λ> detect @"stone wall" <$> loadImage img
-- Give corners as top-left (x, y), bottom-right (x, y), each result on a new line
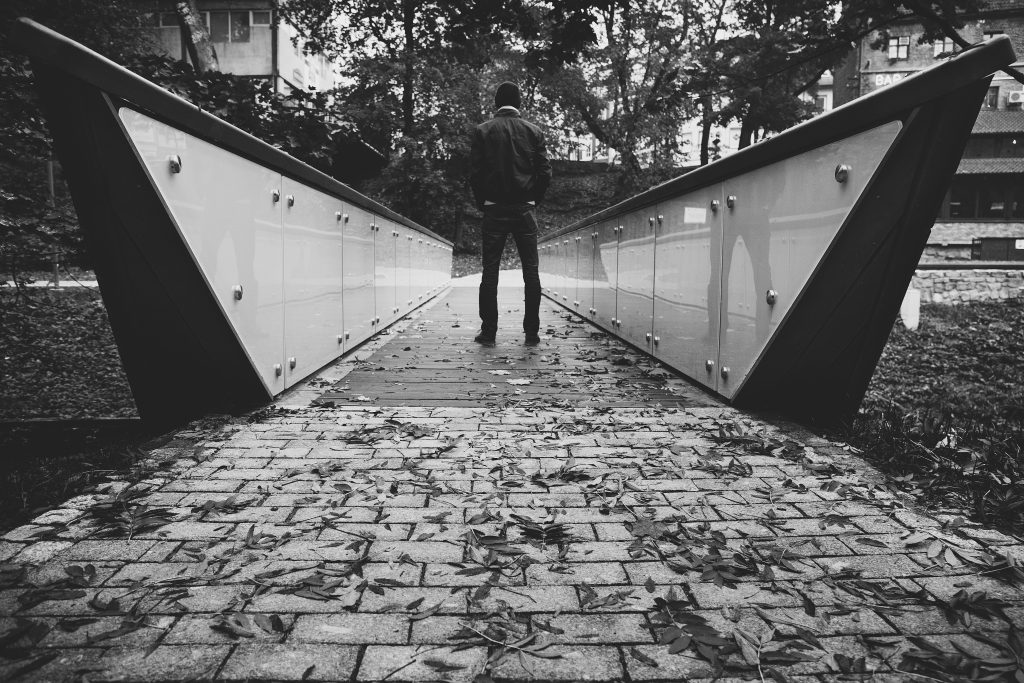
top-left (911, 268), bottom-right (1024, 303)
top-left (921, 245), bottom-right (973, 262)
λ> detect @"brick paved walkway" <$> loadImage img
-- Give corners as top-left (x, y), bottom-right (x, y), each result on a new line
top-left (2, 278), bottom-right (1023, 682)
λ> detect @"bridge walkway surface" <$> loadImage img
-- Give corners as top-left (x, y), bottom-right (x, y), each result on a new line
top-left (2, 276), bottom-right (1024, 682)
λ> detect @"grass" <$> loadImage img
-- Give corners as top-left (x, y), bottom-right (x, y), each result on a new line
top-left (842, 299), bottom-right (1024, 536)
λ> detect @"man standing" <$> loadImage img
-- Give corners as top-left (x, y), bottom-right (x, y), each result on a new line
top-left (469, 81), bottom-right (552, 347)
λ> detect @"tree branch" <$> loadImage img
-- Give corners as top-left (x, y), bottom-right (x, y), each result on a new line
top-left (902, 0), bottom-right (1024, 86)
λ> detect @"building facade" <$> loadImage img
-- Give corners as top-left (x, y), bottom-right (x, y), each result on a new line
top-left (145, 1), bottom-right (336, 93)
top-left (834, 3), bottom-right (1024, 263)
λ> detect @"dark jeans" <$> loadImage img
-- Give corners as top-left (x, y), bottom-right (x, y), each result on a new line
top-left (479, 204), bottom-right (541, 337)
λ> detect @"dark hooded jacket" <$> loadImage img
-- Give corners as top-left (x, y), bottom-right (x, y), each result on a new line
top-left (469, 109), bottom-right (552, 210)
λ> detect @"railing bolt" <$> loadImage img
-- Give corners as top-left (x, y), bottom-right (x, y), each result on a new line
top-left (727, 195), bottom-right (737, 209)
top-left (273, 363), bottom-right (282, 377)
top-left (710, 199), bottom-right (720, 213)
top-left (232, 284), bottom-right (243, 301)
top-left (705, 359), bottom-right (715, 373)
top-left (272, 189), bottom-right (280, 203)
top-left (168, 154), bottom-right (182, 174)
top-left (835, 164), bottom-right (851, 183)
top-left (286, 195), bottom-right (295, 207)
top-left (721, 366), bottom-right (730, 379)
top-left (288, 357), bottom-right (297, 370)
top-left (766, 289), bottom-right (778, 305)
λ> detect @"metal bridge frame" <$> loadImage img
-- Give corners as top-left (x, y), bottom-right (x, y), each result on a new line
top-left (13, 18), bottom-right (453, 427)
top-left (538, 36), bottom-right (1015, 422)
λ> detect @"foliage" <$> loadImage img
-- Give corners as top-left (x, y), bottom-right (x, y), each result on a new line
top-left (0, 289), bottom-right (136, 420)
top-left (0, 421), bottom-right (152, 533)
top-left (0, 1), bottom-right (380, 280)
top-left (845, 299), bottom-right (1024, 535)
top-left (536, 0), bottom-right (701, 182)
top-left (715, 0), bottom-right (841, 149)
top-left (0, 0), bottom-right (153, 279)
top-left (127, 55), bottom-right (379, 182)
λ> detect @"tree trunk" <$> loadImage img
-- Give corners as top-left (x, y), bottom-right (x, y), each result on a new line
top-left (401, 0), bottom-right (415, 136)
top-left (699, 98), bottom-right (713, 166)
top-left (616, 147), bottom-right (643, 194)
top-left (176, 0), bottom-right (219, 72)
top-left (453, 221), bottom-right (465, 250)
top-left (738, 117), bottom-right (756, 150)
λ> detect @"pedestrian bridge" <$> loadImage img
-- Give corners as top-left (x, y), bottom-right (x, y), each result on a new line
top-left (7, 20), bottom-right (1024, 683)
top-left (12, 18), bottom-right (1016, 426)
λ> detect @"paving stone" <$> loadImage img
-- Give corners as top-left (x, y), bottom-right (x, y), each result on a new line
top-left (65, 540), bottom-right (156, 562)
top-left (360, 562), bottom-right (423, 586)
top-left (489, 643), bottom-right (623, 681)
top-left (141, 521), bottom-right (235, 541)
top-left (469, 586), bottom-right (580, 613)
top-left (760, 606), bottom-right (897, 636)
top-left (688, 583), bottom-right (805, 609)
top-left (290, 613), bottom-right (409, 644)
top-left (0, 541), bottom-right (23, 562)
top-left (882, 605), bottom-right (1007, 636)
top-left (0, 647), bottom-right (103, 681)
top-left (319, 523), bottom-right (412, 541)
top-left (358, 587), bottom-right (467, 614)
top-left (91, 645), bottom-right (228, 681)
top-left (533, 613), bottom-right (653, 644)
top-left (623, 645), bottom-right (717, 681)
top-left (371, 540), bottom-right (463, 563)
top-left (39, 615), bottom-right (175, 648)
top-left (12, 540), bottom-right (73, 564)
top-left (142, 586), bottom-right (254, 614)
top-left (162, 614), bottom-right (295, 644)
top-left (221, 643), bottom-right (360, 680)
top-left (563, 541), bottom-right (635, 562)
top-left (915, 574), bottom-right (1024, 601)
top-left (814, 554), bottom-right (927, 579)
top-left (526, 561), bottom-right (626, 586)
top-left (357, 645), bottom-right (487, 682)
top-left (423, 563), bottom-right (523, 587)
top-left (623, 562), bottom-right (690, 585)
top-left (271, 540), bottom-right (367, 562)
top-left (137, 541), bottom-right (181, 562)
top-left (409, 615), bottom-right (473, 643)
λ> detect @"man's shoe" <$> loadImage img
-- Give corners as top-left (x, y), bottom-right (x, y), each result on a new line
top-left (525, 334), bottom-right (541, 346)
top-left (474, 334), bottom-right (496, 347)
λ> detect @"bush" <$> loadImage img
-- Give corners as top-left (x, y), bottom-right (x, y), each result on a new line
top-left (845, 299), bottom-right (1024, 534)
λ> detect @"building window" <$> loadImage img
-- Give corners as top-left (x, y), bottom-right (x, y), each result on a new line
top-left (201, 10), bottom-right (252, 43)
top-left (947, 182), bottom-right (975, 219)
top-left (979, 185), bottom-right (1006, 218)
top-left (252, 11), bottom-right (272, 26)
top-left (888, 36), bottom-right (910, 60)
top-left (983, 86), bottom-right (1000, 110)
top-left (230, 11), bottom-right (250, 42)
top-left (943, 177), bottom-right (1024, 220)
top-left (933, 37), bottom-right (956, 56)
